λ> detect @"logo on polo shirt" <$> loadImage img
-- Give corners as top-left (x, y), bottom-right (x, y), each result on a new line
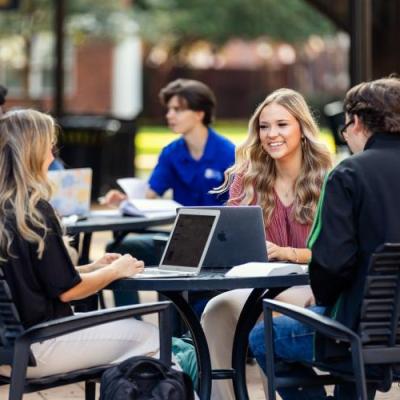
top-left (204, 168), bottom-right (222, 180)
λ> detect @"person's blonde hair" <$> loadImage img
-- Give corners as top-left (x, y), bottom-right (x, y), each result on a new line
top-left (0, 109), bottom-right (57, 261)
top-left (218, 88), bottom-right (332, 225)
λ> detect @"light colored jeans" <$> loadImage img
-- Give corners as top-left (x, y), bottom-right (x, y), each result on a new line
top-left (201, 285), bottom-right (313, 400)
top-left (0, 318), bottom-right (159, 378)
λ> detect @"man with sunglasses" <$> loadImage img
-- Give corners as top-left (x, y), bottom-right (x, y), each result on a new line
top-left (250, 76), bottom-right (400, 399)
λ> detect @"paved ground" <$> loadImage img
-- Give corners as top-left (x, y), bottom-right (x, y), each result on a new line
top-left (3, 230), bottom-right (399, 399)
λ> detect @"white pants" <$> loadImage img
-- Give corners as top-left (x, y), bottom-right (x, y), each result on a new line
top-left (201, 286), bottom-right (313, 400)
top-left (0, 318), bottom-right (159, 379)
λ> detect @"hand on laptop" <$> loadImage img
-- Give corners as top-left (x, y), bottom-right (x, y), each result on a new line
top-left (266, 241), bottom-right (291, 261)
top-left (110, 254), bottom-right (145, 278)
top-left (76, 253), bottom-right (122, 273)
top-left (92, 253), bottom-right (122, 270)
top-left (100, 190), bottom-right (127, 207)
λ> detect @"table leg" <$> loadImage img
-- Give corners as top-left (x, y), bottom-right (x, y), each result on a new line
top-left (79, 232), bottom-right (92, 264)
top-left (232, 287), bottom-right (288, 400)
top-left (160, 291), bottom-right (212, 400)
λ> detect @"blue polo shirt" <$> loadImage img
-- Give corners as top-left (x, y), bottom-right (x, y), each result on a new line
top-left (148, 128), bottom-right (235, 206)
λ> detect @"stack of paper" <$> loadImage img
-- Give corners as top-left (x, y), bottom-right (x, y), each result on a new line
top-left (120, 199), bottom-right (181, 217)
top-left (117, 178), bottom-right (148, 199)
top-left (225, 262), bottom-right (308, 277)
top-left (116, 177), bottom-right (181, 217)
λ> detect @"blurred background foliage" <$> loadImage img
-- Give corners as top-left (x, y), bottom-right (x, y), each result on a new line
top-left (133, 0), bottom-right (334, 46)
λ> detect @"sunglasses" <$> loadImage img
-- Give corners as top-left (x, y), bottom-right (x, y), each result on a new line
top-left (338, 119), bottom-right (354, 142)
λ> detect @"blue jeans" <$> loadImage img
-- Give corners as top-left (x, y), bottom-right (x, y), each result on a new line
top-left (249, 306), bottom-right (377, 400)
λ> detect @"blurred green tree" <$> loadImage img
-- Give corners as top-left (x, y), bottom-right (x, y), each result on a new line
top-left (133, 0), bottom-right (334, 48)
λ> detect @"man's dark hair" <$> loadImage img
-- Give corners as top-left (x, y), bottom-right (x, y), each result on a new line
top-left (344, 76), bottom-right (400, 134)
top-left (159, 79), bottom-right (216, 126)
top-left (0, 85), bottom-right (8, 106)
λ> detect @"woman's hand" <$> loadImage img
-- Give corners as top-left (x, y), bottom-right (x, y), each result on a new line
top-left (61, 254), bottom-right (144, 302)
top-left (76, 253), bottom-right (122, 273)
top-left (266, 241), bottom-right (291, 261)
top-left (101, 190), bottom-right (127, 207)
top-left (92, 253), bottom-right (121, 270)
top-left (110, 254), bottom-right (145, 278)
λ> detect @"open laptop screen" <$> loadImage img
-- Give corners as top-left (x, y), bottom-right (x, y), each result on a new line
top-left (48, 168), bottom-right (92, 217)
top-left (161, 214), bottom-right (217, 268)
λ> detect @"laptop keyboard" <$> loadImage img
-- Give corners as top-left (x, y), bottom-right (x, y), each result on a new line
top-left (134, 268), bottom-right (197, 278)
top-left (139, 268), bottom-right (179, 276)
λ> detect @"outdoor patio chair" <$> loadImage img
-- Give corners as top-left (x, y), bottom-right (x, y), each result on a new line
top-left (0, 267), bottom-right (173, 400)
top-left (262, 243), bottom-right (400, 400)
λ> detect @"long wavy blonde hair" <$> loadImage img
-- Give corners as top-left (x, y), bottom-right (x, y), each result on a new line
top-left (219, 88), bottom-right (332, 225)
top-left (0, 109), bottom-right (56, 261)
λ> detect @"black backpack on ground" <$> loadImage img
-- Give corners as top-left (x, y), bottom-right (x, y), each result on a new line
top-left (100, 356), bottom-right (194, 400)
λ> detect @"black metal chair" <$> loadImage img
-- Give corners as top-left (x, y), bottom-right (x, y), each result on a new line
top-left (0, 268), bottom-right (173, 400)
top-left (263, 243), bottom-right (400, 400)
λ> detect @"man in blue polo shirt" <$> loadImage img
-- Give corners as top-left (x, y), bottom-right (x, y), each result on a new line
top-left (105, 78), bottom-right (234, 207)
top-left (105, 79), bottom-right (235, 307)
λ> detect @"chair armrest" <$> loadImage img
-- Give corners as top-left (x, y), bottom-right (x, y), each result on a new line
top-left (263, 299), bottom-right (358, 342)
top-left (19, 301), bottom-right (170, 345)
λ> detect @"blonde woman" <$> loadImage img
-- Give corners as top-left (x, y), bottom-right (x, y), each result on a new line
top-left (201, 88), bottom-right (332, 400)
top-left (0, 109), bottom-right (159, 378)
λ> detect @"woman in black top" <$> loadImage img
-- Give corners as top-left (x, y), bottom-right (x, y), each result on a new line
top-left (0, 109), bottom-right (159, 378)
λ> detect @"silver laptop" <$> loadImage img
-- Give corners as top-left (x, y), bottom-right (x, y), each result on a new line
top-left (48, 168), bottom-right (92, 217)
top-left (134, 208), bottom-right (220, 278)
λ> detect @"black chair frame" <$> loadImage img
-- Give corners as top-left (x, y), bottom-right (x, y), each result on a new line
top-left (0, 300), bottom-right (172, 400)
top-left (263, 243), bottom-right (400, 400)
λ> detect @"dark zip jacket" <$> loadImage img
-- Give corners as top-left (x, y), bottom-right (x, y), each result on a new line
top-left (307, 132), bottom-right (400, 360)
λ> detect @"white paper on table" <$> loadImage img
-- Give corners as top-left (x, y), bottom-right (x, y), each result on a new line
top-left (119, 199), bottom-right (181, 217)
top-left (225, 262), bottom-right (308, 277)
top-left (117, 178), bottom-right (148, 199)
top-left (89, 209), bottom-right (123, 218)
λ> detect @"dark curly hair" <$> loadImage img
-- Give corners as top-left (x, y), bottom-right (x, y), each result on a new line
top-left (344, 76), bottom-right (400, 134)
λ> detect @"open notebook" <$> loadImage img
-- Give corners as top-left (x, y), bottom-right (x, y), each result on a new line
top-left (225, 262), bottom-right (308, 277)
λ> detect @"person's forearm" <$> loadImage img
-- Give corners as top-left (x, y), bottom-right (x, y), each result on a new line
top-left (285, 247), bottom-right (311, 264)
top-left (75, 263), bottom-right (101, 274)
top-left (60, 266), bottom-right (120, 302)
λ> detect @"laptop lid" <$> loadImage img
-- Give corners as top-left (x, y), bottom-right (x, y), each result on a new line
top-left (158, 208), bottom-right (220, 273)
top-left (48, 168), bottom-right (92, 217)
top-left (185, 206), bottom-right (268, 269)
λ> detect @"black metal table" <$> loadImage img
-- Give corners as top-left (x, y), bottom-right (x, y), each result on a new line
top-left (110, 272), bottom-right (309, 400)
top-left (65, 211), bottom-right (175, 263)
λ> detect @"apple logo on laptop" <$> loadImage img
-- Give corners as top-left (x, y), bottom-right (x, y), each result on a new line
top-left (217, 231), bottom-right (227, 242)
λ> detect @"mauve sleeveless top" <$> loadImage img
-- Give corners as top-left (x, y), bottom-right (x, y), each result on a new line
top-left (229, 174), bottom-right (310, 248)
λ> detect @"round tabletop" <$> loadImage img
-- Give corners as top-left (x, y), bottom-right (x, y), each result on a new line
top-left (110, 272), bottom-right (309, 292)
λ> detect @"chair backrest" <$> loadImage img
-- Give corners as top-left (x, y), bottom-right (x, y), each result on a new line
top-left (0, 268), bottom-right (34, 366)
top-left (358, 243), bottom-right (400, 388)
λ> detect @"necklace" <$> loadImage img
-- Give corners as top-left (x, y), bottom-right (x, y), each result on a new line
top-left (275, 181), bottom-right (294, 201)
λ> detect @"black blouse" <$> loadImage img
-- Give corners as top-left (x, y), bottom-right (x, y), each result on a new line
top-left (1, 200), bottom-right (81, 328)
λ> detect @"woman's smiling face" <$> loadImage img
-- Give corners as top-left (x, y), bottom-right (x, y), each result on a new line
top-left (258, 102), bottom-right (302, 162)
